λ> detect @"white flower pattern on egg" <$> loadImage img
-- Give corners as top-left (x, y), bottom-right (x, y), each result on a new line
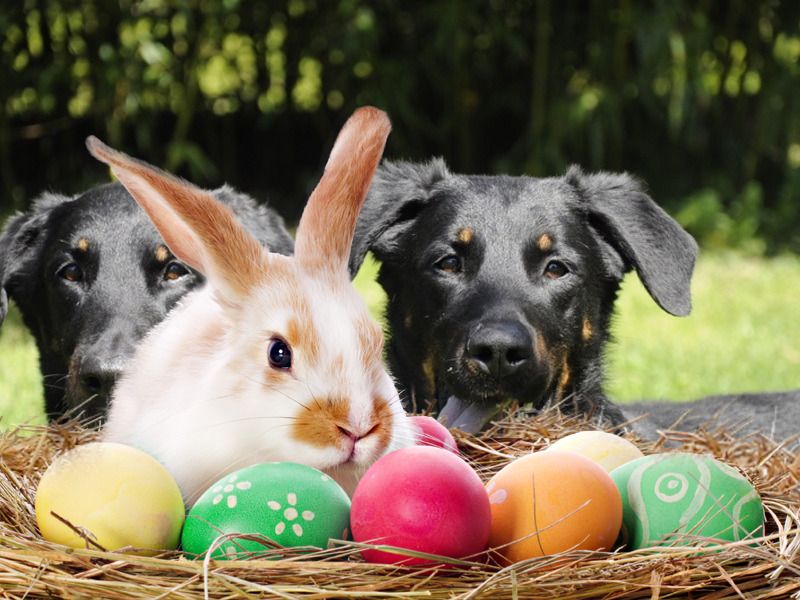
top-left (267, 492), bottom-right (317, 538)
top-left (209, 473), bottom-right (253, 510)
top-left (182, 463), bottom-right (352, 559)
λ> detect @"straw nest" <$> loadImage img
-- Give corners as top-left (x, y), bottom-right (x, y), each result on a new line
top-left (1, 408), bottom-right (799, 600)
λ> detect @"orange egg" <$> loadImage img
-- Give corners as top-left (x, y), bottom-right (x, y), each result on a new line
top-left (486, 450), bottom-right (622, 564)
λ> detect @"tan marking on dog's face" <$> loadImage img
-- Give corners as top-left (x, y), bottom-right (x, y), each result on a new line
top-left (536, 233), bottom-right (552, 252)
top-left (559, 361), bottom-right (571, 389)
top-left (76, 238), bottom-right (90, 252)
top-left (457, 227), bottom-right (474, 244)
top-left (556, 355), bottom-right (571, 401)
top-left (404, 311), bottom-right (413, 330)
top-left (421, 354), bottom-right (436, 397)
top-left (582, 317), bottom-right (593, 343)
top-left (155, 244), bottom-right (170, 262)
top-left (534, 334), bottom-right (556, 374)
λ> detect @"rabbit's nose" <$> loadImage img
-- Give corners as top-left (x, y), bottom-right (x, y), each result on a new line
top-left (337, 425), bottom-right (357, 442)
top-left (337, 422), bottom-right (380, 443)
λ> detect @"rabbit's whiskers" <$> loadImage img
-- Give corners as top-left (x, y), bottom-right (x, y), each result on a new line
top-left (300, 380), bottom-right (325, 413)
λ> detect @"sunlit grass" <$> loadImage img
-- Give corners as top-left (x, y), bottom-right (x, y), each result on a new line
top-left (353, 253), bottom-right (388, 323)
top-left (608, 251), bottom-right (800, 402)
top-left (0, 306), bottom-right (45, 428)
top-left (1, 252), bottom-right (798, 428)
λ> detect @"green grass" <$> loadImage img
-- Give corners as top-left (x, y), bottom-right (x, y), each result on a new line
top-left (0, 306), bottom-right (45, 427)
top-left (1, 252), bottom-right (798, 428)
top-left (608, 251), bottom-right (800, 403)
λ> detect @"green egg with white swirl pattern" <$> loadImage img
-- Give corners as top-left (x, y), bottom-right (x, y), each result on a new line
top-left (181, 462), bottom-right (351, 559)
top-left (610, 453), bottom-right (763, 550)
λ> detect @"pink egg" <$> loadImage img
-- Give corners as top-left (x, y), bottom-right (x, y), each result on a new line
top-left (350, 446), bottom-right (490, 564)
top-left (409, 415), bottom-right (458, 453)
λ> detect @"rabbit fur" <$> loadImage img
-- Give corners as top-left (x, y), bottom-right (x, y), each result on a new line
top-left (90, 107), bottom-right (417, 503)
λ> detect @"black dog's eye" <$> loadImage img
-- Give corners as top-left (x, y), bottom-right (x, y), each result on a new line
top-left (58, 263), bottom-right (83, 283)
top-left (544, 260), bottom-right (569, 279)
top-left (435, 255), bottom-right (462, 273)
top-left (267, 338), bottom-right (292, 370)
top-left (163, 261), bottom-right (189, 281)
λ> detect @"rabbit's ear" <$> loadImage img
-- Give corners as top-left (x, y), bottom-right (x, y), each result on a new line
top-left (86, 136), bottom-right (267, 305)
top-left (294, 106), bottom-right (391, 273)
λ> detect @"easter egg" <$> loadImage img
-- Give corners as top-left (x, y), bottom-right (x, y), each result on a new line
top-left (35, 442), bottom-right (184, 553)
top-left (547, 430), bottom-right (644, 472)
top-left (409, 415), bottom-right (458, 453)
top-left (181, 462), bottom-right (350, 559)
top-left (486, 450), bottom-right (622, 564)
top-left (350, 446), bottom-right (491, 564)
top-left (610, 453), bottom-right (764, 549)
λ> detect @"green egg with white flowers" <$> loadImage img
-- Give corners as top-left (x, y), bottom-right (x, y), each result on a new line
top-left (610, 453), bottom-right (764, 550)
top-left (181, 462), bottom-right (351, 559)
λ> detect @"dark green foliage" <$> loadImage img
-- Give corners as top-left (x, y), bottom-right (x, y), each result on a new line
top-left (1, 1), bottom-right (799, 251)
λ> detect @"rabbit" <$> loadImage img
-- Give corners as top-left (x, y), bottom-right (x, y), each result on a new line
top-left (88, 107), bottom-right (418, 504)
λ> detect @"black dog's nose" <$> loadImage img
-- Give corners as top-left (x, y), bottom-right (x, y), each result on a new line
top-left (78, 358), bottom-right (123, 400)
top-left (466, 321), bottom-right (533, 377)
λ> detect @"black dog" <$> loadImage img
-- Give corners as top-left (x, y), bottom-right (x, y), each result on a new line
top-left (351, 160), bottom-right (800, 443)
top-left (624, 391), bottom-right (800, 444)
top-left (350, 159), bottom-right (699, 433)
top-left (0, 182), bottom-right (293, 422)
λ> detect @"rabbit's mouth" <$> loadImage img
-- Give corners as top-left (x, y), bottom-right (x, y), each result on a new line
top-left (342, 440), bottom-right (359, 464)
top-left (333, 423), bottom-right (389, 468)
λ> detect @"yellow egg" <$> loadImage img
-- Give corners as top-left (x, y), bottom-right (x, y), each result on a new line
top-left (547, 430), bottom-right (644, 472)
top-left (35, 442), bottom-right (185, 553)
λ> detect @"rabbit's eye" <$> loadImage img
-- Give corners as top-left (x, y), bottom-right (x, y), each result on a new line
top-left (268, 338), bottom-right (292, 370)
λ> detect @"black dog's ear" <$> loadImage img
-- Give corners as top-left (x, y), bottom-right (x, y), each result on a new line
top-left (0, 210), bottom-right (31, 327)
top-left (567, 166), bottom-right (698, 317)
top-left (0, 211), bottom-right (17, 325)
top-left (349, 158), bottom-right (451, 276)
top-left (0, 192), bottom-right (73, 327)
top-left (0, 286), bottom-right (7, 326)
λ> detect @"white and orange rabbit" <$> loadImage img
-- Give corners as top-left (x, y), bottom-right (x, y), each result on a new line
top-left (88, 107), bottom-right (417, 503)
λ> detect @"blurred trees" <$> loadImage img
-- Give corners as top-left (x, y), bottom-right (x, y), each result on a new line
top-left (1, 0), bottom-right (799, 252)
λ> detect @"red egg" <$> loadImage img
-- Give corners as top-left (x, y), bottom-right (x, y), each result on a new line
top-left (409, 415), bottom-right (458, 453)
top-left (350, 446), bottom-right (490, 564)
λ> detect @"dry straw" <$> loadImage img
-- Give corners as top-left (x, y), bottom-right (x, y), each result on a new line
top-left (0, 407), bottom-right (798, 599)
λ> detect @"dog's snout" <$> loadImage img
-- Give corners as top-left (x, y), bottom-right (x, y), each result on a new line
top-left (465, 321), bottom-right (533, 377)
top-left (78, 357), bottom-right (123, 400)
